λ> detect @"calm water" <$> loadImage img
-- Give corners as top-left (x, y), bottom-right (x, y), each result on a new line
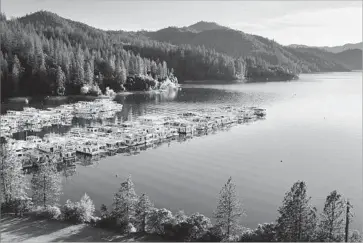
top-left (3, 72), bottom-right (362, 230)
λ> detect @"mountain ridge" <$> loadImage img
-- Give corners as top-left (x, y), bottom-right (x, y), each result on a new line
top-left (14, 11), bottom-right (360, 73)
top-left (288, 42), bottom-right (363, 54)
top-left (5, 11), bottom-right (361, 77)
top-left (187, 21), bottom-right (229, 32)
top-left (143, 21), bottom-right (353, 73)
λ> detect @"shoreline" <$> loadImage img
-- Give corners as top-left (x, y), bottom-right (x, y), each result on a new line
top-left (2, 89), bottom-right (180, 103)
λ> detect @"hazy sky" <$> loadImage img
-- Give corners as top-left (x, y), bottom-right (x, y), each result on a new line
top-left (2, 0), bottom-right (362, 46)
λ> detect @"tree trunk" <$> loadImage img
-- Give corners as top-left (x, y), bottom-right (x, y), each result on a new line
top-left (142, 214), bottom-right (146, 233)
top-left (329, 202), bottom-right (336, 241)
top-left (345, 202), bottom-right (350, 242)
top-left (43, 175), bottom-right (46, 207)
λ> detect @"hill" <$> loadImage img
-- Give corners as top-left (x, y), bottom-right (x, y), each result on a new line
top-left (287, 43), bottom-right (362, 70)
top-left (334, 49), bottom-right (362, 70)
top-left (144, 22), bottom-right (350, 73)
top-left (0, 11), bottom-right (356, 99)
top-left (187, 21), bottom-right (229, 32)
top-left (1, 11), bottom-right (261, 99)
top-left (320, 42), bottom-right (363, 53)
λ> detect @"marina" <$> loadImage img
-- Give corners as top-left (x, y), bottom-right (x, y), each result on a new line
top-left (0, 99), bottom-right (123, 137)
top-left (1, 99), bottom-right (266, 170)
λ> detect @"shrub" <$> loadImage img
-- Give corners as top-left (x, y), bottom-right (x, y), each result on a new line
top-left (88, 85), bottom-right (102, 96)
top-left (197, 226), bottom-right (223, 242)
top-left (238, 223), bottom-right (277, 242)
top-left (145, 208), bottom-right (174, 235)
top-left (89, 216), bottom-right (101, 226)
top-left (96, 215), bottom-right (120, 230)
top-left (95, 204), bottom-right (123, 231)
top-left (350, 230), bottom-right (362, 242)
top-left (80, 85), bottom-right (89, 95)
top-left (61, 194), bottom-right (95, 223)
top-left (163, 212), bottom-right (213, 241)
top-left (77, 193), bottom-right (95, 222)
top-left (239, 228), bottom-right (255, 242)
top-left (33, 205), bottom-right (61, 220)
top-left (105, 87), bottom-right (116, 97)
top-left (252, 223), bottom-right (277, 241)
top-left (124, 75), bottom-right (158, 91)
top-left (56, 86), bottom-right (65, 96)
top-left (62, 199), bottom-right (79, 223)
top-left (1, 197), bottom-right (33, 216)
top-left (80, 84), bottom-right (102, 96)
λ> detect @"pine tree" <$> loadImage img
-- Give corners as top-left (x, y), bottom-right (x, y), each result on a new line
top-left (317, 190), bottom-right (346, 242)
top-left (276, 181), bottom-right (318, 242)
top-left (12, 55), bottom-right (22, 94)
top-left (78, 193), bottom-right (95, 222)
top-left (157, 63), bottom-right (163, 79)
top-left (162, 61), bottom-right (168, 78)
top-left (214, 177), bottom-right (244, 240)
top-left (84, 62), bottom-right (93, 85)
top-left (56, 66), bottom-right (65, 95)
top-left (74, 46), bottom-right (85, 85)
top-left (31, 158), bottom-right (62, 207)
top-left (0, 144), bottom-right (28, 204)
top-left (135, 193), bottom-right (154, 232)
top-left (109, 54), bottom-right (116, 72)
top-left (0, 51), bottom-right (8, 78)
top-left (33, 36), bottom-right (44, 74)
top-left (137, 55), bottom-right (144, 75)
top-left (112, 175), bottom-right (138, 226)
top-left (150, 60), bottom-right (157, 78)
top-left (227, 59), bottom-right (236, 77)
top-left (120, 60), bottom-right (127, 84)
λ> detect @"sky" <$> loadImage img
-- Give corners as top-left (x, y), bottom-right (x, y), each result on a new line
top-left (1, 0), bottom-right (362, 47)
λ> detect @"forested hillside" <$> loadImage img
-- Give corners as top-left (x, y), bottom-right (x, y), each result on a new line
top-left (0, 11), bottom-right (171, 99)
top-left (0, 11), bottom-right (355, 100)
top-left (1, 11), bottom-right (253, 99)
top-left (333, 49), bottom-right (362, 70)
top-left (143, 22), bottom-right (351, 73)
top-left (320, 42), bottom-right (363, 53)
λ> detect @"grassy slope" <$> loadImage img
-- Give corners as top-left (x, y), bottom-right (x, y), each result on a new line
top-left (0, 215), bottom-right (163, 242)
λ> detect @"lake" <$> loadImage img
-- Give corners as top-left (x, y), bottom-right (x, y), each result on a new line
top-left (3, 72), bottom-right (362, 231)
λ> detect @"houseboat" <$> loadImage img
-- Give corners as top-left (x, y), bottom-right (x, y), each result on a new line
top-left (76, 142), bottom-right (103, 156)
top-left (37, 143), bottom-right (57, 154)
top-left (169, 120), bottom-right (194, 134)
top-left (60, 150), bottom-right (77, 164)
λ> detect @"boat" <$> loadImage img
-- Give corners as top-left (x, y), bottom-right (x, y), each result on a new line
top-left (252, 108), bottom-right (267, 117)
top-left (37, 143), bottom-right (57, 154)
top-left (60, 150), bottom-right (77, 164)
top-left (76, 142), bottom-right (102, 156)
top-left (103, 139), bottom-right (119, 155)
top-left (123, 133), bottom-right (146, 147)
top-left (169, 120), bottom-right (194, 134)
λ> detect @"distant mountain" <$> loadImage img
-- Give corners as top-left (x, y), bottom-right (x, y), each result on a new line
top-left (287, 44), bottom-right (311, 49)
top-left (320, 42), bottom-right (363, 53)
top-left (187, 21), bottom-right (229, 32)
top-left (334, 49), bottom-right (362, 70)
top-left (144, 22), bottom-right (350, 73)
top-left (287, 43), bottom-right (362, 70)
top-left (288, 42), bottom-right (363, 53)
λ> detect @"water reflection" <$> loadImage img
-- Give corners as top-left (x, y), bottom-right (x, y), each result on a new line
top-left (59, 164), bottom-right (77, 179)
